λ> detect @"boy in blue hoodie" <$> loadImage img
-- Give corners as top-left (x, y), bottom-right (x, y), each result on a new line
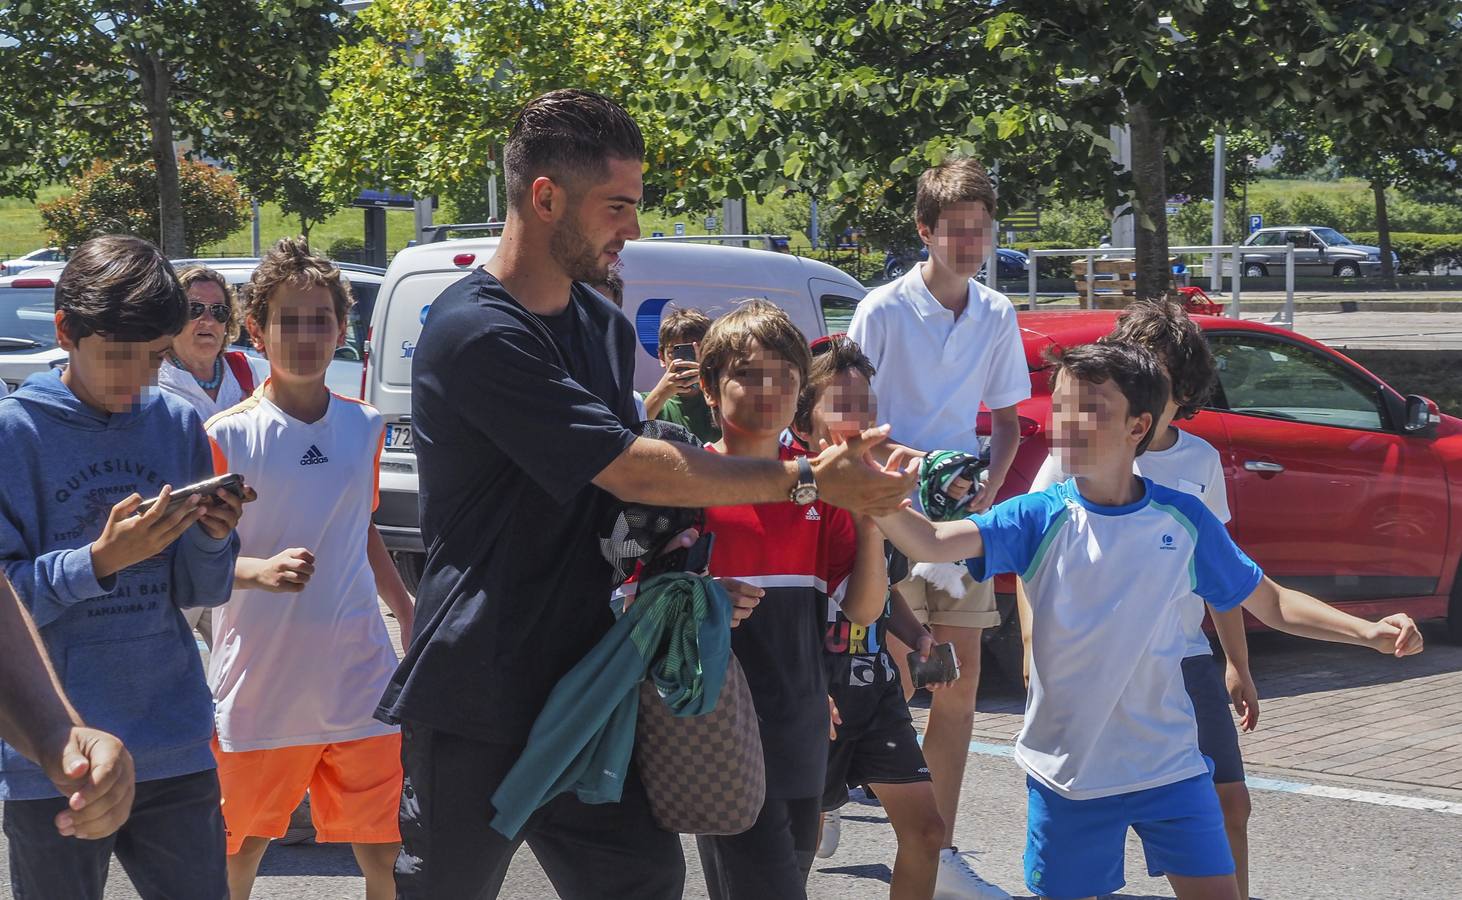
top-left (0, 235), bottom-right (243, 900)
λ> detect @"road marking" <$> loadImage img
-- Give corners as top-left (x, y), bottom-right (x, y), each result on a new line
top-left (943, 738), bottom-right (1462, 817)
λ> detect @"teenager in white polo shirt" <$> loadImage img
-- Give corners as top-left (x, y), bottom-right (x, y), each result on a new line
top-left (848, 157), bottom-right (1028, 899)
top-left (205, 238), bottom-right (414, 900)
top-left (878, 341), bottom-right (1422, 900)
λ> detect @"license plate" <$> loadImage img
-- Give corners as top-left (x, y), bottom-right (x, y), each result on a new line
top-left (385, 423), bottom-right (413, 451)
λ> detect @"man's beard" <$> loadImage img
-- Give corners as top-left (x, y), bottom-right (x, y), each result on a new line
top-left (549, 214), bottom-right (609, 283)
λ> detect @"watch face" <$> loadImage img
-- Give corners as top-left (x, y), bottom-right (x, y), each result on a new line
top-left (791, 484), bottom-right (818, 505)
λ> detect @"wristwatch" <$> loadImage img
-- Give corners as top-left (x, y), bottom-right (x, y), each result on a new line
top-left (789, 455), bottom-right (819, 506)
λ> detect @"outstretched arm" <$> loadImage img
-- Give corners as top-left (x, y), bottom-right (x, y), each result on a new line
top-left (1240, 577), bottom-right (1423, 657)
top-left (874, 507), bottom-right (984, 565)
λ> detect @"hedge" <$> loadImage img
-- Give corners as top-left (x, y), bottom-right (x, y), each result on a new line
top-left (1347, 232), bottom-right (1462, 274)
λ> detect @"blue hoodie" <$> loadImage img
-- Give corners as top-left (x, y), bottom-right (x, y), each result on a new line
top-left (0, 370), bottom-right (239, 800)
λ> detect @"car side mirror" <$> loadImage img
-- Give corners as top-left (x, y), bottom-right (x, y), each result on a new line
top-left (1404, 394), bottom-right (1440, 436)
top-left (334, 345), bottom-right (363, 362)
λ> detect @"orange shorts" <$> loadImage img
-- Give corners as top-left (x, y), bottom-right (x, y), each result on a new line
top-left (212, 732), bottom-right (402, 855)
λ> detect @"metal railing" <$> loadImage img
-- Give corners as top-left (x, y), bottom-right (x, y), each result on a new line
top-left (1025, 243), bottom-right (1297, 327)
top-left (640, 234), bottom-right (791, 251)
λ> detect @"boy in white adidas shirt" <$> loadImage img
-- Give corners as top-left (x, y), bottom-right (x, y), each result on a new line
top-left (205, 238), bottom-right (414, 900)
top-left (877, 341), bottom-right (1422, 900)
top-left (1021, 300), bottom-right (1260, 897)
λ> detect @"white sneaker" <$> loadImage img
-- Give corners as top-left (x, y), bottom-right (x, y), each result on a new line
top-left (935, 847), bottom-right (1011, 900)
top-left (816, 808), bottom-right (841, 858)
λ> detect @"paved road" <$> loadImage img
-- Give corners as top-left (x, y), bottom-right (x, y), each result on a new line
top-left (1240, 308), bottom-right (1462, 351)
top-left (11, 621), bottom-right (1459, 899)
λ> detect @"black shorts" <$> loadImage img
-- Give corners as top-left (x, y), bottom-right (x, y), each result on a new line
top-left (822, 656), bottom-right (930, 811)
top-left (1182, 654), bottom-right (1246, 785)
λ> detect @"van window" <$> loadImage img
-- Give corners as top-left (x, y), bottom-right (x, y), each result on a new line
top-left (820, 294), bottom-right (859, 336)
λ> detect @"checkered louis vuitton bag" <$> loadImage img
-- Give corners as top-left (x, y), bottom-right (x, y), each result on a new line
top-left (635, 651), bottom-right (765, 835)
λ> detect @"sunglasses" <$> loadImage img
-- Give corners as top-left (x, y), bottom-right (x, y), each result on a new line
top-left (189, 302), bottom-right (230, 324)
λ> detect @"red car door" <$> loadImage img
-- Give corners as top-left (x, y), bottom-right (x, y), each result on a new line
top-left (1205, 330), bottom-right (1448, 607)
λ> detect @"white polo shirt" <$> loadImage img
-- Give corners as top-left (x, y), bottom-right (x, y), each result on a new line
top-left (1030, 428), bottom-right (1232, 658)
top-left (970, 478), bottom-right (1262, 800)
top-left (848, 266), bottom-right (1030, 454)
top-left (205, 387), bottom-right (398, 752)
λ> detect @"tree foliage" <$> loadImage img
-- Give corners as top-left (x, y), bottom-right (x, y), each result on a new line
top-left (0, 0), bottom-right (344, 255)
top-left (306, 0), bottom-right (670, 206)
top-left (39, 157), bottom-right (250, 255)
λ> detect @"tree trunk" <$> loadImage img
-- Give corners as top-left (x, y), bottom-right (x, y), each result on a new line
top-left (1373, 178), bottom-right (1394, 280)
top-left (1128, 102), bottom-right (1170, 301)
top-left (138, 53), bottom-right (186, 257)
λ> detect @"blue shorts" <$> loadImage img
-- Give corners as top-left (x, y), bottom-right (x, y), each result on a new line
top-left (1183, 654), bottom-right (1246, 784)
top-left (1024, 769), bottom-right (1234, 899)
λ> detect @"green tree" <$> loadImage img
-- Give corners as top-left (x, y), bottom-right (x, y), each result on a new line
top-left (307, 0), bottom-right (669, 206)
top-left (637, 1), bottom-right (1462, 298)
top-left (0, 0), bottom-right (344, 256)
top-left (39, 157), bottom-right (250, 255)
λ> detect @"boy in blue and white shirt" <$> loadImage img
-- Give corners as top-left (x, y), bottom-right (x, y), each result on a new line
top-left (877, 341), bottom-right (1423, 900)
top-left (1023, 299), bottom-right (1262, 896)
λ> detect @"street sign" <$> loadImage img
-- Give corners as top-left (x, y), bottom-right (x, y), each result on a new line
top-left (1249, 214), bottom-right (1264, 234)
top-left (1165, 205), bottom-right (1181, 217)
top-left (703, 215), bottom-right (719, 231)
top-left (1002, 209), bottom-right (1040, 231)
top-left (651, 231), bottom-right (664, 238)
top-left (674, 223), bottom-right (686, 236)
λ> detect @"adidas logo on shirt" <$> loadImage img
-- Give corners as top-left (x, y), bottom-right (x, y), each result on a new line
top-left (804, 506), bottom-right (821, 522)
top-left (299, 445), bottom-right (330, 466)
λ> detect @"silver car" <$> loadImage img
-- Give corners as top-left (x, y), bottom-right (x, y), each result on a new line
top-left (1238, 226), bottom-right (1397, 278)
top-left (0, 258), bottom-right (380, 396)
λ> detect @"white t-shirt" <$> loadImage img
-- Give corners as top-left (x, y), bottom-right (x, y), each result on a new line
top-left (848, 266), bottom-right (1030, 454)
top-left (157, 352), bottom-right (270, 422)
top-left (970, 478), bottom-right (1262, 800)
top-left (205, 387), bottom-right (398, 752)
top-left (1030, 428), bottom-right (1231, 658)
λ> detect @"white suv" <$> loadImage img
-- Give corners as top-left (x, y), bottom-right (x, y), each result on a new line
top-left (365, 235), bottom-right (867, 589)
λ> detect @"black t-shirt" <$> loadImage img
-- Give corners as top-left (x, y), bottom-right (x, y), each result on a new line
top-left (375, 269), bottom-right (639, 743)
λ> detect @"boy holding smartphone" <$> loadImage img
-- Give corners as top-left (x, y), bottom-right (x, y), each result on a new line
top-left (642, 306), bottom-right (720, 442)
top-left (205, 238), bottom-right (413, 900)
top-left (0, 235), bottom-right (243, 899)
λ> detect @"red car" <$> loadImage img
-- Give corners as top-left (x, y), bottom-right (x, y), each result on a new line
top-left (980, 310), bottom-right (1459, 671)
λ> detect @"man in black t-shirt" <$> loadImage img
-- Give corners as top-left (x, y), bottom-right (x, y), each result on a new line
top-left (376, 90), bottom-right (918, 900)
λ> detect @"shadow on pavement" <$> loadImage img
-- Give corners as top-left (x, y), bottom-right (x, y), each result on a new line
top-left (258, 841), bottom-right (362, 877)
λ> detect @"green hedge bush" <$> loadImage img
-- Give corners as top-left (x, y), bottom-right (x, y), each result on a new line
top-left (1349, 232), bottom-right (1462, 273)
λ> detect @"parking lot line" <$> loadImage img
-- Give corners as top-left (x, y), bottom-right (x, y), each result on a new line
top-left (950, 738), bottom-right (1462, 817)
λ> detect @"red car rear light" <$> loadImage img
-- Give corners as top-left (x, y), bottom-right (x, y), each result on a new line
top-left (11, 278), bottom-right (54, 288)
top-left (975, 411), bottom-right (1041, 440)
top-left (452, 253), bottom-right (476, 267)
top-left (360, 325), bottom-right (372, 400)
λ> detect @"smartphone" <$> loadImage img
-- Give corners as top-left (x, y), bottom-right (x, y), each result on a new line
top-left (135, 473), bottom-right (245, 517)
top-left (907, 641), bottom-right (960, 689)
top-left (672, 343), bottom-right (697, 363)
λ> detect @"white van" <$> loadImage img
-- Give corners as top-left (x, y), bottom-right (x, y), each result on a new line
top-left (364, 236), bottom-right (867, 586)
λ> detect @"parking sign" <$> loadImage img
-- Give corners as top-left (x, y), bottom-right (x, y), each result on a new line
top-left (1248, 214), bottom-right (1263, 234)
top-left (674, 223), bottom-right (686, 236)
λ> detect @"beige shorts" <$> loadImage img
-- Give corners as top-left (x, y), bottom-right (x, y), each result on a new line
top-left (897, 563), bottom-right (999, 630)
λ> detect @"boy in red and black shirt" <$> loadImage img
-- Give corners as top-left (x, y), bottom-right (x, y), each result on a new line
top-left (693, 301), bottom-right (888, 900)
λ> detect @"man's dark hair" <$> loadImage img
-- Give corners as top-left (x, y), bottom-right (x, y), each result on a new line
top-left (504, 89), bottom-right (645, 209)
top-left (54, 235), bottom-right (188, 343)
top-left (1048, 341), bottom-right (1171, 456)
top-left (1101, 298), bottom-right (1216, 420)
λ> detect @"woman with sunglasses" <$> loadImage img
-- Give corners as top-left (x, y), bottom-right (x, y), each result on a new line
top-left (158, 266), bottom-right (269, 419)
